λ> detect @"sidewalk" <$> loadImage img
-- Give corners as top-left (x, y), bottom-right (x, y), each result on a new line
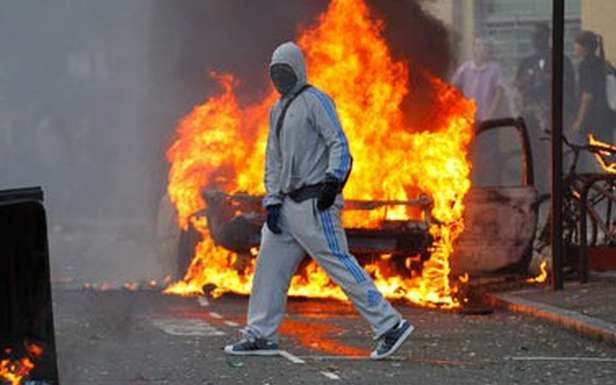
top-left (486, 274), bottom-right (616, 345)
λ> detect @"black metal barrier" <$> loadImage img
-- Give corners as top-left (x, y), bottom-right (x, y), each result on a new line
top-left (0, 187), bottom-right (59, 385)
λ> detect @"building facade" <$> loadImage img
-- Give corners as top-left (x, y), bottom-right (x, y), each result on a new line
top-left (581, 1), bottom-right (616, 64)
top-left (424, 0), bottom-right (585, 79)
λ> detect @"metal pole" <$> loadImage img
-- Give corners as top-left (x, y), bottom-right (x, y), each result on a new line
top-left (551, 0), bottom-right (565, 290)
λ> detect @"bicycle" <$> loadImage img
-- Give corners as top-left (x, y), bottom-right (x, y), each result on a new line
top-left (535, 133), bottom-right (616, 278)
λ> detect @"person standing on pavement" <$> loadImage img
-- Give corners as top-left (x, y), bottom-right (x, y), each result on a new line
top-left (571, 31), bottom-right (613, 144)
top-left (516, 23), bottom-right (576, 133)
top-left (224, 41), bottom-right (413, 360)
top-left (515, 23), bottom-right (576, 194)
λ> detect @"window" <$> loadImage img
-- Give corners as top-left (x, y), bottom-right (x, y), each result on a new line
top-left (475, 0), bottom-right (581, 80)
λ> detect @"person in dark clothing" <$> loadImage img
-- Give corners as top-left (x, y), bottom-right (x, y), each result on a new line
top-left (517, 24), bottom-right (576, 128)
top-left (572, 31), bottom-right (613, 144)
top-left (516, 23), bottom-right (575, 193)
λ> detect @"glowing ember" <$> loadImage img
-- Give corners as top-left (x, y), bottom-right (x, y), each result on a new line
top-left (588, 134), bottom-right (616, 173)
top-left (527, 261), bottom-right (548, 284)
top-left (25, 344), bottom-right (42, 359)
top-left (459, 274), bottom-right (470, 284)
top-left (0, 344), bottom-right (43, 385)
top-left (165, 0), bottom-right (474, 308)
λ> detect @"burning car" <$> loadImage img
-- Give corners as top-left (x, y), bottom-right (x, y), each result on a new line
top-left (182, 191), bottom-right (435, 275)
top-left (160, 0), bottom-right (538, 309)
top-left (168, 117), bottom-right (538, 295)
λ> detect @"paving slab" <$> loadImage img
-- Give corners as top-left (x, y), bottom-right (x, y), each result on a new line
top-left (486, 276), bottom-right (616, 346)
top-left (514, 279), bottom-right (616, 324)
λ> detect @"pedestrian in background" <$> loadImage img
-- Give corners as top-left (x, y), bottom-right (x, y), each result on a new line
top-left (516, 23), bottom-right (576, 194)
top-left (571, 30), bottom-right (613, 144)
top-left (516, 23), bottom-right (576, 133)
top-left (452, 37), bottom-right (507, 186)
top-left (452, 37), bottom-right (506, 123)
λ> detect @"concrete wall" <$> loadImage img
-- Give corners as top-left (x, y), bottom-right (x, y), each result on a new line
top-left (422, 0), bottom-right (454, 25)
top-left (456, 0), bottom-right (477, 65)
top-left (581, 1), bottom-right (616, 63)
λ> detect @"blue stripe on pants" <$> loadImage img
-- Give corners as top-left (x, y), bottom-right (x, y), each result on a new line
top-left (319, 210), bottom-right (366, 284)
top-left (323, 211), bottom-right (366, 282)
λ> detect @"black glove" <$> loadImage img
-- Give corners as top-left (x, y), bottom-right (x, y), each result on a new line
top-left (266, 204), bottom-right (282, 234)
top-left (317, 174), bottom-right (341, 211)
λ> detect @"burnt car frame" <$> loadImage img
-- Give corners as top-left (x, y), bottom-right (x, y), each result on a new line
top-left (172, 118), bottom-right (538, 279)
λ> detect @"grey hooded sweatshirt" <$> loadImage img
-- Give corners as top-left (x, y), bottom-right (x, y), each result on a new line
top-left (263, 42), bottom-right (352, 207)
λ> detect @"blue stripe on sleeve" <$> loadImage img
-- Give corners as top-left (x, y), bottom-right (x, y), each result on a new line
top-left (307, 88), bottom-right (351, 181)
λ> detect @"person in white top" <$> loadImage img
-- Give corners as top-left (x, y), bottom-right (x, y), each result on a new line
top-left (452, 37), bottom-right (506, 123)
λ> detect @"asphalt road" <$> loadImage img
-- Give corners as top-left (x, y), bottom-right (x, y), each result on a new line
top-left (51, 290), bottom-right (616, 385)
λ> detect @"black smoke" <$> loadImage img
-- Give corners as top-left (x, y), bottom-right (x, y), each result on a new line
top-left (366, 0), bottom-right (452, 77)
top-left (0, 0), bottom-right (456, 286)
top-left (151, 0), bottom-right (454, 140)
top-left (366, 0), bottom-right (455, 130)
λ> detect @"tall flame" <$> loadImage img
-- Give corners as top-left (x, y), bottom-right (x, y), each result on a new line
top-left (165, 0), bottom-right (475, 308)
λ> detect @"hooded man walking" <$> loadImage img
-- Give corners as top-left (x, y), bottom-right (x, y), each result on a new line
top-left (224, 42), bottom-right (413, 360)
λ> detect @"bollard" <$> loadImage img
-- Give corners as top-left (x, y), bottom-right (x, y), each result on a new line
top-left (0, 187), bottom-right (60, 385)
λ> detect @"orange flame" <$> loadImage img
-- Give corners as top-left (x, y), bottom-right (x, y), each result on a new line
top-left (458, 273), bottom-right (470, 284)
top-left (588, 134), bottom-right (616, 174)
top-left (25, 344), bottom-right (42, 359)
top-left (164, 0), bottom-right (474, 308)
top-left (527, 261), bottom-right (548, 284)
top-left (0, 344), bottom-right (42, 385)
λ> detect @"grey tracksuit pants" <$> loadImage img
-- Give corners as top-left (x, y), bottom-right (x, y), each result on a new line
top-left (245, 195), bottom-right (402, 342)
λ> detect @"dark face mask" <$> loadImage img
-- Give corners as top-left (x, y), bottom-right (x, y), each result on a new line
top-left (270, 64), bottom-right (298, 96)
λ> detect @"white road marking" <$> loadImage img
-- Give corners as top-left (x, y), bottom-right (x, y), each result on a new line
top-left (224, 320), bottom-right (240, 327)
top-left (510, 356), bottom-right (616, 362)
top-left (320, 371), bottom-right (341, 380)
top-left (152, 318), bottom-right (225, 337)
top-left (197, 296), bottom-right (210, 307)
top-left (278, 350), bottom-right (306, 364)
top-left (301, 355), bottom-right (468, 366)
top-left (208, 311), bottom-right (223, 319)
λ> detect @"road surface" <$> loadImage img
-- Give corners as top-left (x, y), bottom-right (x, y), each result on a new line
top-left (52, 290), bottom-right (616, 385)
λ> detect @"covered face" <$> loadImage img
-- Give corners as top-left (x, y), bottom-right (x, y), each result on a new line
top-left (270, 42), bottom-right (307, 96)
top-left (270, 64), bottom-right (297, 95)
